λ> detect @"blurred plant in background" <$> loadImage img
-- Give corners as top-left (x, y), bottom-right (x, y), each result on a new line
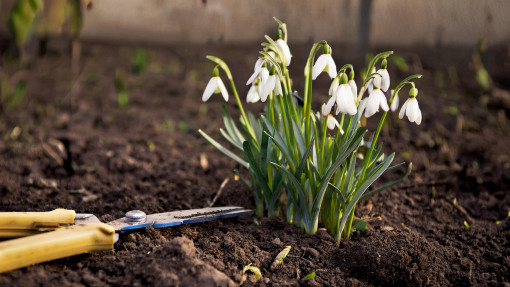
top-left (199, 18), bottom-right (421, 241)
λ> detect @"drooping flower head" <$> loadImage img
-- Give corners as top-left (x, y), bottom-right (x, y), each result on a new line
top-left (260, 65), bottom-right (277, 102)
top-left (276, 29), bottom-right (292, 66)
top-left (312, 45), bottom-right (337, 80)
top-left (364, 74), bottom-right (389, 117)
top-left (321, 104), bottom-right (342, 132)
top-left (348, 69), bottom-right (357, 100)
top-left (247, 61), bottom-right (269, 86)
top-left (202, 66), bottom-right (228, 102)
top-left (247, 78), bottom-right (262, 103)
top-left (246, 59), bottom-right (264, 85)
top-left (335, 73), bottom-right (358, 116)
top-left (399, 86), bottom-right (422, 125)
top-left (377, 58), bottom-right (390, 92)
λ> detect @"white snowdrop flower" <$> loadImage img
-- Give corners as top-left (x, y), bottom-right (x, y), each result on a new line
top-left (321, 105), bottom-right (342, 132)
top-left (377, 58), bottom-right (390, 92)
top-left (399, 87), bottom-right (422, 125)
top-left (312, 45), bottom-right (336, 80)
top-left (348, 70), bottom-right (357, 100)
top-left (246, 59), bottom-right (265, 85)
top-left (247, 79), bottom-right (261, 103)
top-left (328, 76), bottom-right (339, 95)
top-left (202, 67), bottom-right (228, 102)
top-left (276, 39), bottom-right (292, 66)
top-left (260, 67), bottom-right (277, 102)
top-left (335, 74), bottom-right (357, 116)
top-left (364, 74), bottom-right (389, 118)
top-left (326, 114), bottom-right (339, 130)
top-left (390, 90), bottom-right (399, 112)
top-left (377, 68), bottom-right (390, 92)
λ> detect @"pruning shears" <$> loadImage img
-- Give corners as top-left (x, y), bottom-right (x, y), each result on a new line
top-left (0, 206), bottom-right (253, 273)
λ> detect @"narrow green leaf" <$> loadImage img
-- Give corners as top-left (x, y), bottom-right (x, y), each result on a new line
top-left (222, 104), bottom-right (245, 147)
top-left (338, 153), bottom-right (395, 237)
top-left (199, 129), bottom-right (249, 168)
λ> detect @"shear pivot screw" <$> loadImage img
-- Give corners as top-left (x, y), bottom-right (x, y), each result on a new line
top-left (125, 210), bottom-right (146, 223)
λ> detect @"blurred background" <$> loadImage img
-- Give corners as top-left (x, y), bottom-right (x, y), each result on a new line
top-left (0, 0), bottom-right (508, 178)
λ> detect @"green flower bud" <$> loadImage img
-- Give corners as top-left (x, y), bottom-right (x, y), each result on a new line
top-left (381, 58), bottom-right (388, 69)
top-left (323, 44), bottom-right (332, 55)
top-left (409, 87), bottom-right (418, 98)
top-left (212, 66), bottom-right (219, 77)
top-left (339, 73), bottom-right (348, 85)
top-left (277, 28), bottom-right (283, 40)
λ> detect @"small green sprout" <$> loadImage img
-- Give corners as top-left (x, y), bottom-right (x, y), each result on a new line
top-left (271, 245), bottom-right (291, 271)
top-left (302, 272), bottom-right (316, 280)
top-left (241, 264), bottom-right (261, 284)
top-left (464, 221), bottom-right (470, 229)
top-left (115, 69), bottom-right (129, 109)
top-left (131, 48), bottom-right (148, 74)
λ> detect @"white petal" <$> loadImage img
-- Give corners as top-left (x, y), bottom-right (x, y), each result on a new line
top-left (202, 77), bottom-right (218, 102)
top-left (377, 69), bottom-right (390, 92)
top-left (337, 84), bottom-right (357, 116)
top-left (365, 90), bottom-right (383, 117)
top-left (329, 77), bottom-right (339, 95)
top-left (379, 91), bottom-right (389, 112)
top-left (312, 55), bottom-right (328, 80)
top-left (246, 70), bottom-right (259, 85)
top-left (254, 58), bottom-right (263, 72)
top-left (260, 67), bottom-right (269, 83)
top-left (390, 94), bottom-right (399, 112)
top-left (323, 94), bottom-right (336, 116)
top-left (415, 103), bottom-right (422, 125)
top-left (275, 77), bottom-right (283, 96)
top-left (406, 98), bottom-right (418, 122)
top-left (260, 75), bottom-right (276, 102)
top-left (399, 99), bottom-right (409, 119)
top-left (349, 80), bottom-right (357, 99)
top-left (326, 56), bottom-right (337, 79)
top-left (367, 78), bottom-right (374, 94)
top-left (327, 115), bottom-right (339, 130)
top-left (217, 78), bottom-right (229, 101)
top-left (277, 39), bottom-right (292, 66)
top-left (247, 85), bottom-right (260, 103)
top-left (373, 74), bottom-right (382, 89)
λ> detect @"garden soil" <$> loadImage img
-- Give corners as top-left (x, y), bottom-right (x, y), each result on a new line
top-left (0, 43), bottom-right (509, 286)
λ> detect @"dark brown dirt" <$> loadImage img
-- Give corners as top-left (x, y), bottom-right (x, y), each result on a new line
top-left (0, 42), bottom-right (509, 286)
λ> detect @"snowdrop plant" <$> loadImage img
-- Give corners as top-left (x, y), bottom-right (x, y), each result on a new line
top-left (198, 18), bottom-right (422, 240)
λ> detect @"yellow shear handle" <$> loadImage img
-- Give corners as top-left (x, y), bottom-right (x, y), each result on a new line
top-left (0, 223), bottom-right (115, 274)
top-left (0, 209), bottom-right (76, 231)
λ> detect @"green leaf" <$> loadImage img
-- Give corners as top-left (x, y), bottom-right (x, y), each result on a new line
top-left (311, 128), bottom-right (366, 224)
top-left (338, 153), bottom-right (395, 238)
top-left (219, 128), bottom-right (243, 151)
top-left (222, 104), bottom-right (246, 147)
top-left (270, 162), bottom-right (311, 228)
top-left (199, 129), bottom-right (249, 169)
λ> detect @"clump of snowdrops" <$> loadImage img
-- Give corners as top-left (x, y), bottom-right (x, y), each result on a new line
top-left (199, 18), bottom-right (422, 241)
